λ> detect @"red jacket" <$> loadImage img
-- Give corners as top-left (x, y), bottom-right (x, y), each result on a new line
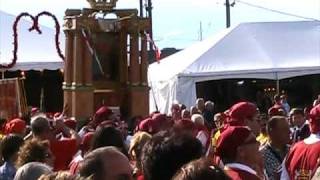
top-left (285, 140), bottom-right (320, 179)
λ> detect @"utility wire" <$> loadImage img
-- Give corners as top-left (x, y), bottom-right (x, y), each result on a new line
top-left (236, 0), bottom-right (320, 21)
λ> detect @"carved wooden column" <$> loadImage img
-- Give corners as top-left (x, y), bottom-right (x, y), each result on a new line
top-left (119, 30), bottom-right (128, 84)
top-left (128, 31), bottom-right (149, 117)
top-left (70, 30), bottom-right (94, 120)
top-left (64, 31), bottom-right (74, 86)
top-left (138, 32), bottom-right (150, 115)
top-left (140, 32), bottom-right (148, 85)
top-left (72, 31), bottom-right (83, 87)
top-left (129, 33), bottom-right (140, 85)
top-left (63, 31), bottom-right (74, 117)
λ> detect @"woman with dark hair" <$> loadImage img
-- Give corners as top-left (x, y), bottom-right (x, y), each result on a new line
top-left (0, 135), bottom-right (24, 180)
top-left (90, 126), bottom-right (127, 156)
top-left (141, 131), bottom-right (202, 180)
top-left (16, 139), bottom-right (54, 168)
top-left (172, 158), bottom-right (230, 180)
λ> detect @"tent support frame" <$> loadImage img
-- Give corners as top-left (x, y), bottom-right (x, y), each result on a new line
top-left (276, 73), bottom-right (280, 94)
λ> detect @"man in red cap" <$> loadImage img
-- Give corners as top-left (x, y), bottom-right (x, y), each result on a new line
top-left (281, 104), bottom-right (320, 179)
top-left (4, 118), bottom-right (26, 137)
top-left (138, 113), bottom-right (171, 135)
top-left (212, 102), bottom-right (260, 159)
top-left (69, 132), bottom-right (94, 174)
top-left (268, 107), bottom-right (285, 117)
top-left (227, 102), bottom-right (261, 136)
top-left (89, 106), bottom-right (114, 128)
top-left (64, 119), bottom-right (77, 130)
top-left (151, 113), bottom-right (170, 132)
top-left (138, 118), bottom-right (155, 134)
top-left (216, 126), bottom-right (263, 180)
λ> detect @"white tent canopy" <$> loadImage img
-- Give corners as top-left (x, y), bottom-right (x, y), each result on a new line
top-left (0, 10), bottom-right (65, 70)
top-left (148, 21), bottom-right (320, 113)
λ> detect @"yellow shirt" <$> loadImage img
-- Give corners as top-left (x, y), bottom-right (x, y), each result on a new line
top-left (256, 133), bottom-right (269, 146)
top-left (212, 130), bottom-right (221, 148)
top-left (0, 133), bottom-right (5, 141)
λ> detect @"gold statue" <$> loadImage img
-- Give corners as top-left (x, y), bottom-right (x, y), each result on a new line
top-left (87, 0), bottom-right (118, 11)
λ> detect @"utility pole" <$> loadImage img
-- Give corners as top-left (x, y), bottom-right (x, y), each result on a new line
top-left (139, 0), bottom-right (144, 17)
top-left (146, 0), bottom-right (153, 50)
top-left (199, 21), bottom-right (203, 41)
top-left (226, 0), bottom-right (231, 28)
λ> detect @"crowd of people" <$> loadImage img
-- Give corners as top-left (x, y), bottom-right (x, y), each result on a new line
top-left (0, 94), bottom-right (320, 180)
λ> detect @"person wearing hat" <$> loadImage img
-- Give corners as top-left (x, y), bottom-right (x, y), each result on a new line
top-left (215, 126), bottom-right (263, 180)
top-left (268, 107), bottom-right (284, 118)
top-left (63, 119), bottom-right (77, 130)
top-left (138, 118), bottom-right (155, 134)
top-left (227, 102), bottom-right (261, 136)
top-left (4, 118), bottom-right (26, 137)
top-left (212, 102), bottom-right (261, 168)
top-left (281, 104), bottom-right (320, 179)
top-left (69, 132), bottom-right (94, 175)
top-left (89, 106), bottom-right (114, 128)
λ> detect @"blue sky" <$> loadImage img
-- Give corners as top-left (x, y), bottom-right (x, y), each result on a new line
top-left (0, 0), bottom-right (319, 49)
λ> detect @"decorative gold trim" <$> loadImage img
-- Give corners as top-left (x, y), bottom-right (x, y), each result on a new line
top-left (87, 0), bottom-right (118, 11)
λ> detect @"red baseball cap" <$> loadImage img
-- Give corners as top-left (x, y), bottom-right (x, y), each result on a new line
top-left (228, 102), bottom-right (258, 126)
top-left (216, 126), bottom-right (253, 161)
top-left (5, 118), bottom-right (26, 135)
top-left (81, 132), bottom-right (94, 152)
top-left (309, 104), bottom-right (320, 133)
top-left (138, 118), bottom-right (154, 134)
top-left (64, 119), bottom-right (77, 130)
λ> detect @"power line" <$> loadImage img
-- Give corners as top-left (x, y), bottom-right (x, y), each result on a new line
top-left (236, 0), bottom-right (319, 21)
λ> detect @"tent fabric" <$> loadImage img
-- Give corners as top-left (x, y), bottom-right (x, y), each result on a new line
top-left (148, 21), bottom-right (320, 113)
top-left (8, 62), bottom-right (63, 71)
top-left (0, 10), bottom-right (64, 70)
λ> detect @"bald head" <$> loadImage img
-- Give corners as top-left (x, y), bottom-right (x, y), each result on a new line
top-left (80, 147), bottom-right (132, 180)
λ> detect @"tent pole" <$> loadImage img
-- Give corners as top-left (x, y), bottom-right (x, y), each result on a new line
top-left (276, 73), bottom-right (280, 94)
top-left (276, 79), bottom-right (280, 94)
top-left (226, 0), bottom-right (231, 28)
top-left (149, 81), bottom-right (159, 112)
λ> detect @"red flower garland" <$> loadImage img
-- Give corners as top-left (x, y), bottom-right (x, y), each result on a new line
top-left (0, 13), bottom-right (40, 69)
top-left (0, 11), bottom-right (65, 69)
top-left (33, 11), bottom-right (65, 62)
